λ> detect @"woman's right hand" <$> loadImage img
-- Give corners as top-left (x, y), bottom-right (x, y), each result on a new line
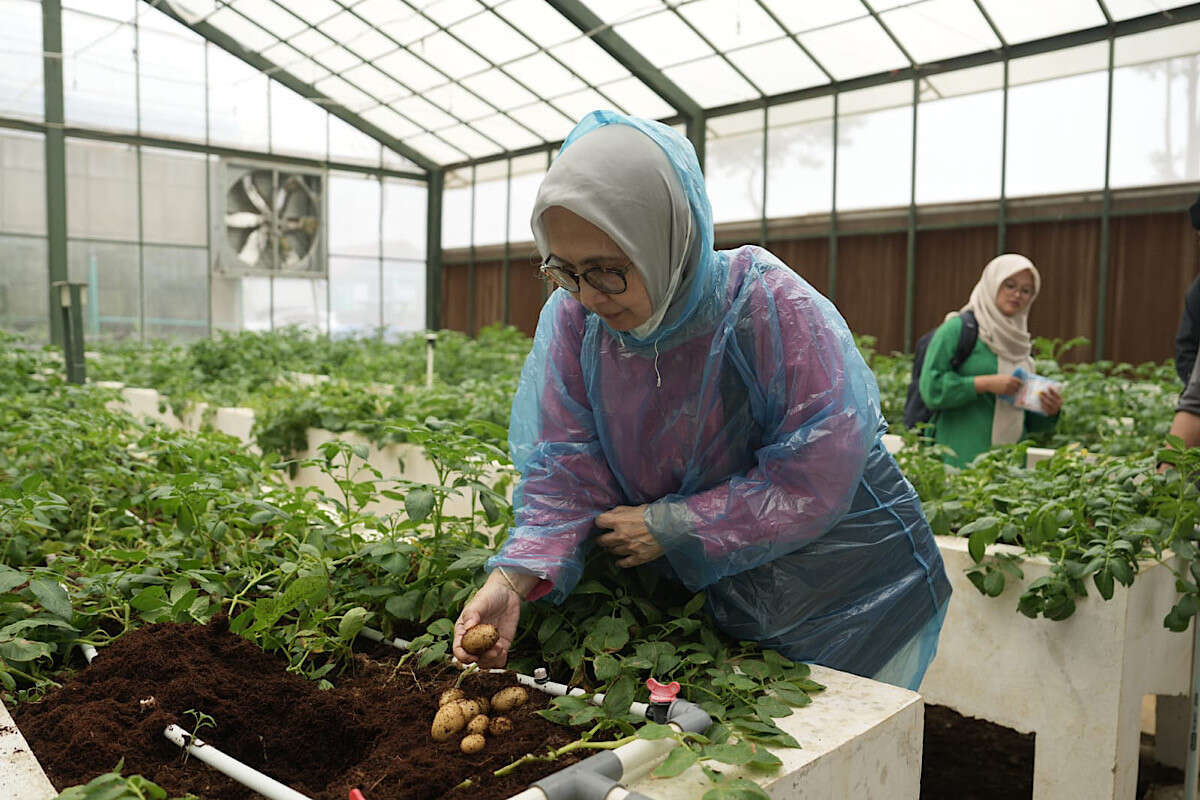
top-left (452, 570), bottom-right (525, 667)
top-left (975, 374), bottom-right (1023, 396)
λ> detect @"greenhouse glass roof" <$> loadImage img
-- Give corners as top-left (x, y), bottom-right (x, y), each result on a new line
top-left (155, 0), bottom-right (1197, 167)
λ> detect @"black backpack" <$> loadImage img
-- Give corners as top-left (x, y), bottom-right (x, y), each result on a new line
top-left (902, 310), bottom-right (979, 430)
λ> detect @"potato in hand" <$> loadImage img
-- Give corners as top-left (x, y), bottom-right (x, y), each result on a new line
top-left (461, 624), bottom-right (500, 655)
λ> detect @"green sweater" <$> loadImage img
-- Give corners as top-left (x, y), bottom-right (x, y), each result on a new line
top-left (918, 315), bottom-right (1058, 467)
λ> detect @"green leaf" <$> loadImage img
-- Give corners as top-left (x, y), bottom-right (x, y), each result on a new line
top-left (747, 744), bottom-right (783, 770)
top-left (385, 590), bottom-right (421, 621)
top-left (601, 674), bottom-right (636, 716)
top-left (29, 578), bottom-right (72, 620)
top-left (982, 568), bottom-right (1006, 597)
top-left (405, 488), bottom-right (435, 523)
top-left (701, 777), bottom-right (771, 800)
top-left (593, 653), bottom-right (620, 681)
top-left (479, 491), bottom-right (502, 524)
top-left (249, 509), bottom-right (277, 526)
top-left (537, 614), bottom-right (564, 643)
top-left (177, 502), bottom-right (196, 534)
top-left (338, 607), bottom-right (370, 641)
top-left (584, 617), bottom-right (630, 654)
top-left (1094, 566), bottom-right (1115, 601)
top-left (1110, 557), bottom-right (1134, 586)
top-left (0, 636), bottom-right (52, 662)
top-left (652, 746), bottom-right (698, 778)
top-left (0, 566), bottom-right (26, 594)
top-left (702, 740), bottom-right (756, 765)
top-left (637, 722), bottom-right (676, 740)
top-left (683, 592), bottom-right (706, 616)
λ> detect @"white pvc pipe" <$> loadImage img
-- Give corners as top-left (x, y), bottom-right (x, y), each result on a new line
top-left (425, 333), bottom-right (437, 388)
top-left (509, 671), bottom-right (650, 718)
top-left (163, 725), bottom-right (313, 800)
top-left (81, 644), bottom-right (98, 664)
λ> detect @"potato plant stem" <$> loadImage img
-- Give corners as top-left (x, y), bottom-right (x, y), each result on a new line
top-left (491, 734), bottom-right (638, 778)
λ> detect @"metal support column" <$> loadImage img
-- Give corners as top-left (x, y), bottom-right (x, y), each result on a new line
top-left (904, 78), bottom-right (919, 353)
top-left (426, 169), bottom-right (443, 331)
top-left (467, 165), bottom-right (476, 337)
top-left (1095, 36), bottom-right (1116, 360)
top-left (828, 94), bottom-right (839, 302)
top-left (503, 157), bottom-right (512, 325)
top-left (760, 105), bottom-right (769, 247)
top-left (687, 111), bottom-right (706, 173)
top-left (52, 282), bottom-right (87, 383)
top-left (999, 58), bottom-right (1010, 254)
top-left (43, 0), bottom-right (68, 347)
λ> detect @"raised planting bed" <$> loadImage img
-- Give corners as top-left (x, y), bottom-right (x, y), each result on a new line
top-left (10, 617), bottom-right (613, 800)
top-left (921, 537), bottom-right (1191, 800)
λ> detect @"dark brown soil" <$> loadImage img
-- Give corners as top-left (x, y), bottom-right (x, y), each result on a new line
top-left (11, 617), bottom-right (601, 800)
top-left (921, 704), bottom-right (1184, 800)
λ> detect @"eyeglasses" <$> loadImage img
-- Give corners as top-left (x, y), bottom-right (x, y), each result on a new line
top-left (540, 256), bottom-right (630, 295)
top-left (1001, 280), bottom-right (1035, 298)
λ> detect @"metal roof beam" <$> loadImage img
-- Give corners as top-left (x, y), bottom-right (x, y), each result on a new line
top-left (142, 0), bottom-right (439, 173)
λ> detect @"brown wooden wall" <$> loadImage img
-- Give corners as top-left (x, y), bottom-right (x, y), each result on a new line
top-left (441, 210), bottom-right (1199, 365)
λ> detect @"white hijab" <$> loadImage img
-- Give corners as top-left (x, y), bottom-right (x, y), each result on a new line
top-left (530, 124), bottom-right (696, 340)
top-left (952, 253), bottom-right (1041, 446)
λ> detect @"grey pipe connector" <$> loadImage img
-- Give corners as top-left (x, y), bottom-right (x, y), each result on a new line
top-left (533, 751), bottom-right (621, 800)
top-left (663, 698), bottom-right (712, 734)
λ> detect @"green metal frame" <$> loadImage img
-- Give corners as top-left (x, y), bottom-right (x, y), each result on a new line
top-left (905, 77), bottom-right (919, 353)
top-left (43, 0), bottom-right (67, 348)
top-left (1095, 35), bottom-right (1117, 360)
top-left (426, 169), bottom-right (444, 331)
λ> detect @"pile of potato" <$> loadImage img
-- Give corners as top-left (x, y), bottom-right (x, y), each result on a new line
top-left (431, 685), bottom-right (529, 753)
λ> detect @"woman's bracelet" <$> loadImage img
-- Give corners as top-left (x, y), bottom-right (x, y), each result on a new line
top-left (495, 567), bottom-right (525, 600)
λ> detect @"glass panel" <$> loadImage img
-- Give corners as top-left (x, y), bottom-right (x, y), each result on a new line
top-left (726, 39), bottom-right (826, 97)
top-left (507, 103), bottom-right (577, 142)
top-left (68, 239), bottom-right (139, 341)
top-left (229, 0), bottom-right (306, 39)
top-left (460, 70), bottom-right (537, 111)
top-left (287, 28), bottom-right (333, 57)
top-left (141, 148), bottom-right (207, 246)
top-left (405, 132), bottom-right (468, 165)
top-left (0, 130), bottom-right (46, 236)
top-left (470, 114), bottom-right (542, 149)
top-left (548, 38), bottom-right (630, 86)
top-left (383, 260), bottom-right (425, 337)
top-left (383, 178), bottom-right (427, 259)
top-left (1116, 21), bottom-right (1200, 68)
top-left (369, 2), bottom-right (438, 45)
top-left (552, 89), bottom-right (621, 123)
top-left (705, 110), bottom-right (764, 224)
top-left (1006, 70), bottom-right (1107, 197)
top-left (924, 62), bottom-right (1004, 98)
top-left (759, 0), bottom-right (867, 32)
top-left (137, 8), bottom-right (207, 140)
top-left (330, 256), bottom-right (380, 336)
top-left (442, 170), bottom-right (473, 249)
top-left (1107, 0), bottom-right (1195, 20)
top-left (66, 140), bottom-right (139, 241)
top-left (273, 276), bottom-right (327, 332)
top-left (495, 0), bottom-right (579, 48)
top-left (340, 64), bottom-right (409, 103)
top-left (797, 16), bottom-right (908, 80)
top-left (288, 0), bottom-right (341, 25)
top-left (393, 95), bottom-right (460, 130)
top-left (409, 32), bottom-right (490, 80)
top-left (0, 0), bottom-right (43, 121)
top-left (422, 85), bottom-right (495, 123)
top-left (473, 163), bottom-right (508, 247)
top-left (208, 44), bottom-right (270, 151)
top-left (329, 173), bottom-right (381, 257)
top-left (329, 115), bottom-right (383, 166)
top-left (451, 12), bottom-right (538, 64)
top-left (584, 0), bottom-right (664, 24)
top-left (1009, 42), bottom-right (1108, 86)
top-left (422, 0), bottom-right (484, 27)
top-left (143, 244), bottom-right (208, 340)
top-left (916, 89), bottom-right (1002, 204)
top-left (614, 11), bottom-right (712, 68)
top-left (880, 0), bottom-right (999, 64)
top-left (313, 45), bottom-right (362, 75)
top-left (63, 9), bottom-right (137, 131)
top-left (595, 78), bottom-right (674, 119)
top-left (270, 81), bottom-right (328, 158)
top-left (346, 29), bottom-right (396, 62)
top-left (207, 7), bottom-right (277, 53)
top-left (1111, 54), bottom-right (1200, 188)
top-left (839, 81), bottom-right (913, 115)
top-left (382, 147), bottom-right (421, 172)
top-left (505, 53), bottom-right (587, 100)
top-left (509, 154), bottom-right (545, 243)
top-left (0, 235), bottom-right (48, 342)
top-left (978, 0), bottom-right (1105, 45)
top-left (240, 276), bottom-right (272, 331)
top-left (362, 106), bottom-right (424, 140)
top-left (315, 76), bottom-right (377, 115)
top-left (836, 104), bottom-right (913, 211)
top-left (375, 49), bottom-right (448, 93)
top-left (440, 125), bottom-right (503, 159)
top-left (319, 10), bottom-right (374, 44)
top-left (664, 57), bottom-right (759, 107)
top-left (678, 0), bottom-right (783, 50)
top-left (766, 102), bottom-right (834, 218)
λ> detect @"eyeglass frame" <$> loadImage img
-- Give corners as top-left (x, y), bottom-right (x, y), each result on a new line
top-left (539, 255), bottom-right (632, 295)
top-left (999, 279), bottom-right (1035, 298)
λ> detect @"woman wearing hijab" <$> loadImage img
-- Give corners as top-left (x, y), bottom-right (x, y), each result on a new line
top-left (451, 111), bottom-right (951, 690)
top-left (918, 254), bottom-right (1063, 467)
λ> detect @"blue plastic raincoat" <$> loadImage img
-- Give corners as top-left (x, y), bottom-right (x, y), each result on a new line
top-left (488, 111), bottom-right (951, 682)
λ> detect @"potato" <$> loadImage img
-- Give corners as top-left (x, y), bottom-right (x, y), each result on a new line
top-left (491, 686), bottom-right (528, 713)
top-left (474, 696), bottom-right (490, 714)
top-left (461, 624), bottom-right (499, 655)
top-left (439, 688), bottom-right (465, 707)
top-left (489, 716), bottom-right (514, 736)
top-left (431, 702), bottom-right (466, 742)
top-left (455, 698), bottom-right (481, 721)
top-left (467, 714), bottom-right (490, 735)
top-left (461, 733), bottom-right (486, 754)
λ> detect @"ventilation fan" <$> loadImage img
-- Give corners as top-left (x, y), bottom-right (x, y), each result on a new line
top-left (212, 160), bottom-right (325, 277)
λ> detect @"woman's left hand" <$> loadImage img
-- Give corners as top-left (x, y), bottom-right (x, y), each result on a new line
top-left (595, 505), bottom-right (664, 568)
top-left (1040, 386), bottom-right (1063, 416)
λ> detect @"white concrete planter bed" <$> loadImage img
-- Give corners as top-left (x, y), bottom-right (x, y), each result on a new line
top-left (922, 536), bottom-right (1191, 800)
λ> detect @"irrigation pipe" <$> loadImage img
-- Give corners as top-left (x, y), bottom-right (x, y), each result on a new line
top-left (1185, 617), bottom-right (1200, 800)
top-left (163, 724), bottom-right (314, 800)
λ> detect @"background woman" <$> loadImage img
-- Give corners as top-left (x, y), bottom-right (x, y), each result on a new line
top-left (919, 254), bottom-right (1063, 466)
top-left (452, 111), bottom-right (951, 690)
